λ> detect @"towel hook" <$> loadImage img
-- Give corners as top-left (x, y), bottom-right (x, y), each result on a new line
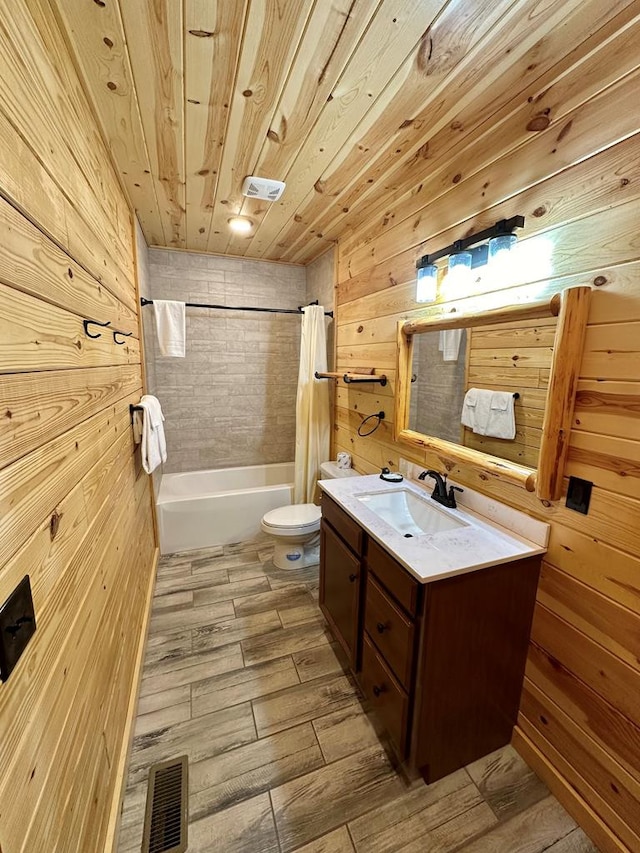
top-left (113, 330), bottom-right (133, 345)
top-left (83, 319), bottom-right (111, 338)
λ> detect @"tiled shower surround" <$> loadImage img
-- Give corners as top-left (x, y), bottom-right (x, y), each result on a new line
top-left (144, 247), bottom-right (332, 474)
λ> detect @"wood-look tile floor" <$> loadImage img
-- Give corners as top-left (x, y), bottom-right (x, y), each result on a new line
top-left (118, 542), bottom-right (599, 853)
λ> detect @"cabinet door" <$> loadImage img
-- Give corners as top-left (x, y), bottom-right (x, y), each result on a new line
top-left (361, 634), bottom-right (409, 757)
top-left (319, 520), bottom-right (361, 668)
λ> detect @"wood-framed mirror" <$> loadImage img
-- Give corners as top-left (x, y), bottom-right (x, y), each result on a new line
top-left (395, 287), bottom-right (591, 501)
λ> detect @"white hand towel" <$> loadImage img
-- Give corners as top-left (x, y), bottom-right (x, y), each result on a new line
top-left (438, 328), bottom-right (463, 362)
top-left (138, 394), bottom-right (167, 474)
top-left (461, 387), bottom-right (492, 434)
top-left (154, 299), bottom-right (186, 357)
top-left (461, 388), bottom-right (478, 430)
top-left (486, 391), bottom-right (516, 439)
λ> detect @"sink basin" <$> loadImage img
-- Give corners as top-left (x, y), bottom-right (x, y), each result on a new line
top-left (356, 488), bottom-right (468, 537)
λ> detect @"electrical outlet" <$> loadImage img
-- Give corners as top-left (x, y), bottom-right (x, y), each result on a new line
top-left (0, 576), bottom-right (36, 682)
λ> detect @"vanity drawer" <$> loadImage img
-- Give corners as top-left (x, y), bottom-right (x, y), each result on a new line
top-left (365, 575), bottom-right (415, 690)
top-left (322, 494), bottom-right (363, 556)
top-left (361, 633), bottom-right (409, 757)
top-left (367, 538), bottom-right (419, 616)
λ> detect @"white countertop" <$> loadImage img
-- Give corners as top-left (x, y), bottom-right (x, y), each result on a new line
top-left (319, 474), bottom-right (549, 584)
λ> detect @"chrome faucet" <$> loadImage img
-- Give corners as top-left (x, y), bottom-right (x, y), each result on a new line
top-left (418, 470), bottom-right (463, 509)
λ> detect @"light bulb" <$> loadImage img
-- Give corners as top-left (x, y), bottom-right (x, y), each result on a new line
top-left (446, 251), bottom-right (473, 288)
top-left (416, 263), bottom-right (438, 303)
top-left (487, 233), bottom-right (516, 284)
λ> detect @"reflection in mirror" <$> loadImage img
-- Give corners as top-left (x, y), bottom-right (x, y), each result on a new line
top-left (408, 330), bottom-right (468, 445)
top-left (407, 317), bottom-right (557, 468)
top-left (462, 317), bottom-right (556, 468)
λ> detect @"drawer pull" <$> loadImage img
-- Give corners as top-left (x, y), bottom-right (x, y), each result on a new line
top-left (376, 621), bottom-right (388, 634)
top-left (372, 684), bottom-right (386, 698)
top-left (349, 573), bottom-right (358, 583)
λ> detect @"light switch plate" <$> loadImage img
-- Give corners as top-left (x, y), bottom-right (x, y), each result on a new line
top-left (0, 575), bottom-right (36, 682)
top-left (565, 476), bottom-right (592, 514)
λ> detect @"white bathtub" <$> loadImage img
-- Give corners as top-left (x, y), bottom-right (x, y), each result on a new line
top-left (157, 462), bottom-right (294, 555)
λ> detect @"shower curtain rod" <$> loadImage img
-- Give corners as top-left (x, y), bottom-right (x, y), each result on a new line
top-left (140, 297), bottom-right (333, 318)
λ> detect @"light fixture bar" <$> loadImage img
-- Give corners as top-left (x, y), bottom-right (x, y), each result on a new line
top-left (416, 215), bottom-right (525, 268)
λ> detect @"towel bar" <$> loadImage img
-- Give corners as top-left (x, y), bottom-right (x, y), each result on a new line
top-left (130, 404), bottom-right (144, 423)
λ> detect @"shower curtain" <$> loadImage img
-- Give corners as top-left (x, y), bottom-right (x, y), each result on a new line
top-left (294, 305), bottom-right (330, 504)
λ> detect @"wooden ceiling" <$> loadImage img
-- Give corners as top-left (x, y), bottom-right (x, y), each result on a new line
top-left (51, 0), bottom-right (631, 265)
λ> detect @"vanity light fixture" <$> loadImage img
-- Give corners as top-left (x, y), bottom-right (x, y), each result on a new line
top-left (228, 215), bottom-right (253, 234)
top-left (415, 215), bottom-right (525, 299)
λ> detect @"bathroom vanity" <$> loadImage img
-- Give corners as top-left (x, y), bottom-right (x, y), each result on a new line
top-left (319, 474), bottom-right (549, 784)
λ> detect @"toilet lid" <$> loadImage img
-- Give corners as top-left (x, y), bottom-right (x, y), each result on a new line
top-left (263, 503), bottom-right (321, 530)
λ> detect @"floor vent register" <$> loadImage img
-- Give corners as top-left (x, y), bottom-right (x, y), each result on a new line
top-left (141, 756), bottom-right (188, 853)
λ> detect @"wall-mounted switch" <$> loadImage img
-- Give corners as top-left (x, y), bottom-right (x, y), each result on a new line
top-left (0, 576), bottom-right (36, 682)
top-left (565, 476), bottom-right (592, 515)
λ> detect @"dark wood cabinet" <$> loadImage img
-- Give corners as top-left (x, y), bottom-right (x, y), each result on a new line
top-left (319, 491), bottom-right (541, 784)
top-left (319, 518), bottom-right (361, 668)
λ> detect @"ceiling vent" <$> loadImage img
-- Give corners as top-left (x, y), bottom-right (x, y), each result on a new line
top-left (241, 176), bottom-right (286, 202)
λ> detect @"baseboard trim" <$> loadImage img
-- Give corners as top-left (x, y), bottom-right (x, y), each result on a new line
top-left (104, 545), bottom-right (159, 853)
top-left (512, 726), bottom-right (630, 853)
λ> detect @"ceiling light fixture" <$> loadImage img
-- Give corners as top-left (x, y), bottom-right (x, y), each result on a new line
top-left (228, 216), bottom-right (253, 234)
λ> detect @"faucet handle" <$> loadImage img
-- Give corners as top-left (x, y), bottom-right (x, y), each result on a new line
top-left (447, 485), bottom-right (463, 508)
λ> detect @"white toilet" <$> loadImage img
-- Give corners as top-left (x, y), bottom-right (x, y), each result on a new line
top-left (261, 461), bottom-right (359, 569)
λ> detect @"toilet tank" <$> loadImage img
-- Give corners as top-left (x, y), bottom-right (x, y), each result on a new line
top-left (319, 461), bottom-right (360, 479)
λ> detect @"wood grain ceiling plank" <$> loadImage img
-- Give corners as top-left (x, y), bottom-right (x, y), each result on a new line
top-left (119, 0), bottom-right (186, 247)
top-left (243, 0), bottom-right (448, 260)
top-left (222, 0), bottom-right (380, 258)
top-left (281, 0), bottom-right (636, 265)
top-left (267, 0), bottom-right (516, 262)
top-left (332, 1), bottom-right (640, 270)
top-left (204, 0), bottom-right (315, 255)
top-left (50, 0), bottom-right (166, 246)
top-left (183, 0), bottom-right (249, 252)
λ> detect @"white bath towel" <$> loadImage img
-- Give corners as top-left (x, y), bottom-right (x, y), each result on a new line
top-left (439, 328), bottom-right (464, 362)
top-left (154, 299), bottom-right (186, 357)
top-left (461, 388), bottom-right (516, 440)
top-left (138, 394), bottom-right (167, 474)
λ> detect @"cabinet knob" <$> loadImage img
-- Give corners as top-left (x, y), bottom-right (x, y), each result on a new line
top-left (372, 684), bottom-right (386, 698)
top-left (349, 573), bottom-right (358, 583)
top-left (376, 622), bottom-right (387, 634)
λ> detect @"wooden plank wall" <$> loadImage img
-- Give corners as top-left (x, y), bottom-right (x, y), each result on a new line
top-left (334, 10), bottom-right (640, 852)
top-left (463, 318), bottom-right (556, 467)
top-left (0, 1), bottom-right (157, 852)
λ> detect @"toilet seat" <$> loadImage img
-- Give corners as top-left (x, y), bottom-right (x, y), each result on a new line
top-left (261, 503), bottom-right (321, 534)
